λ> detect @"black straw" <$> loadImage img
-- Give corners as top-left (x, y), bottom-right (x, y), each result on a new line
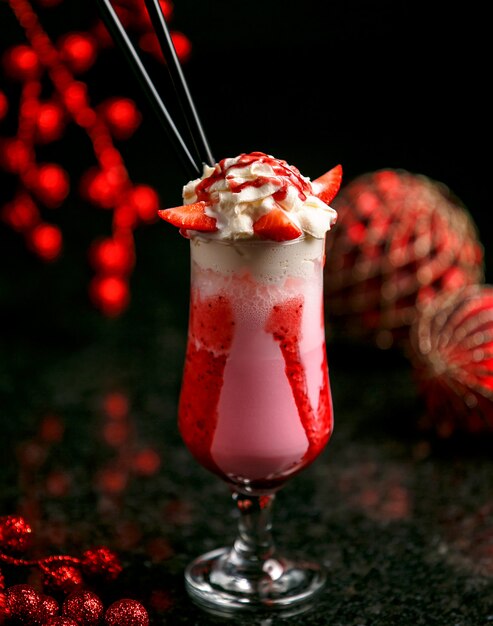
top-left (95, 0), bottom-right (201, 179)
top-left (143, 0), bottom-right (215, 168)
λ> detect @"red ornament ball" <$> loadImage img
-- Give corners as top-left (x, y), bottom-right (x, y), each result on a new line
top-left (58, 33), bottom-right (97, 74)
top-left (28, 223), bottom-right (63, 262)
top-left (63, 589), bottom-right (104, 625)
top-left (39, 594), bottom-right (60, 621)
top-left (42, 563), bottom-right (83, 596)
top-left (0, 592), bottom-right (11, 624)
top-left (46, 618), bottom-right (79, 626)
top-left (104, 599), bottom-right (149, 626)
top-left (5, 584), bottom-right (42, 625)
top-left (81, 546), bottom-right (123, 582)
top-left (409, 284), bottom-right (493, 437)
top-left (0, 515), bottom-right (32, 554)
top-left (325, 169), bottom-right (485, 349)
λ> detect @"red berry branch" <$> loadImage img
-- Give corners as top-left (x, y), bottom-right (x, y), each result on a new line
top-left (0, 0), bottom-right (191, 317)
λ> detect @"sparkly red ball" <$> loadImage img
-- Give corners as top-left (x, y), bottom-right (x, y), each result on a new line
top-left (325, 169), bottom-right (485, 349)
top-left (0, 515), bottom-right (32, 554)
top-left (0, 591), bottom-right (11, 625)
top-left (409, 284), bottom-right (493, 436)
top-left (5, 584), bottom-right (42, 625)
top-left (46, 618), bottom-right (79, 626)
top-left (62, 589), bottom-right (104, 625)
top-left (39, 594), bottom-right (60, 621)
top-left (104, 599), bottom-right (149, 626)
top-left (81, 547), bottom-right (123, 582)
top-left (42, 563), bottom-right (83, 596)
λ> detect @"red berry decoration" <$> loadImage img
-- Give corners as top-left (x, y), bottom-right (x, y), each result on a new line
top-left (89, 275), bottom-right (130, 318)
top-left (58, 33), bottom-right (97, 74)
top-left (35, 102), bottom-right (65, 144)
top-left (101, 98), bottom-right (142, 140)
top-left (5, 584), bottom-right (42, 625)
top-left (0, 91), bottom-right (8, 121)
top-left (104, 599), bottom-right (149, 626)
top-left (34, 163), bottom-right (70, 207)
top-left (81, 547), bottom-right (122, 582)
top-left (28, 223), bottom-right (63, 261)
top-left (408, 285), bottom-right (493, 437)
top-left (325, 169), bottom-right (485, 349)
top-left (63, 589), bottom-right (104, 625)
top-left (0, 516), bottom-right (33, 554)
top-left (3, 45), bottom-right (40, 81)
top-left (42, 563), bottom-right (83, 596)
top-left (89, 237), bottom-right (135, 275)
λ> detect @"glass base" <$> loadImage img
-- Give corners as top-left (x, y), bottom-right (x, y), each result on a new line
top-left (184, 546), bottom-right (326, 617)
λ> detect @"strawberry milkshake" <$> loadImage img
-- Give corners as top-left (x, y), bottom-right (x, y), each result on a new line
top-left (159, 152), bottom-right (341, 494)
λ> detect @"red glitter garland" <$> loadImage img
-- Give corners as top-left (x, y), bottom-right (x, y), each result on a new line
top-left (0, 515), bottom-right (150, 625)
top-left (0, 0), bottom-right (191, 317)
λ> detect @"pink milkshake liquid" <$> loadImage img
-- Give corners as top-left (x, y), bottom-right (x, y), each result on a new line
top-left (179, 235), bottom-right (333, 494)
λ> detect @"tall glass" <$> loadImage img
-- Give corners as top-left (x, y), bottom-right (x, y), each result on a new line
top-left (179, 234), bottom-right (333, 614)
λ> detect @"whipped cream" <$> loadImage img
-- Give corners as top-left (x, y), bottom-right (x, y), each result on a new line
top-left (182, 152), bottom-right (337, 240)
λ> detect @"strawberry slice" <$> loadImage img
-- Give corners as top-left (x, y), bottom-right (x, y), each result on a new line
top-left (157, 201), bottom-right (217, 232)
top-left (312, 164), bottom-right (343, 204)
top-left (253, 208), bottom-right (302, 242)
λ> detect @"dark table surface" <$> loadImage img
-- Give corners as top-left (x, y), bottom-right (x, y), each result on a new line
top-left (1, 226), bottom-right (492, 626)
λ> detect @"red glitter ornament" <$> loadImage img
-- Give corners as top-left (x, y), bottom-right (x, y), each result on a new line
top-left (104, 598), bottom-right (149, 626)
top-left (0, 591), bottom-right (11, 625)
top-left (81, 547), bottom-right (122, 582)
top-left (62, 589), bottom-right (104, 625)
top-left (0, 516), bottom-right (32, 555)
top-left (5, 584), bottom-right (42, 625)
top-left (408, 284), bottom-right (493, 436)
top-left (42, 563), bottom-right (83, 596)
top-left (325, 169), bottom-right (485, 349)
top-left (39, 594), bottom-right (60, 620)
top-left (46, 618), bottom-right (79, 626)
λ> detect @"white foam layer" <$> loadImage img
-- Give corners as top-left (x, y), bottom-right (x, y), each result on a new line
top-left (190, 236), bottom-right (325, 282)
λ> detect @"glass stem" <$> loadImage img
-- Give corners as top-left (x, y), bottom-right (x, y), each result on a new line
top-left (225, 492), bottom-right (277, 578)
